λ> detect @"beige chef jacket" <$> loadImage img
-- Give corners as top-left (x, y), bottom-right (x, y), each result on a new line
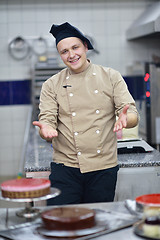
top-left (39, 62), bottom-right (138, 173)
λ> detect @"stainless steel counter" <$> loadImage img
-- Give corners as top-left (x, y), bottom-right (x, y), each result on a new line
top-left (0, 201), bottom-right (142, 240)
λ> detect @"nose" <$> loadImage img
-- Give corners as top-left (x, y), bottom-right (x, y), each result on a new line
top-left (69, 49), bottom-right (75, 58)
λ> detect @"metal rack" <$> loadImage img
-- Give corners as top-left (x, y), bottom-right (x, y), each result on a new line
top-left (31, 62), bottom-right (63, 120)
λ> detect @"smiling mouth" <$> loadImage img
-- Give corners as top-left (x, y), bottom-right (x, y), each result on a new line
top-left (69, 58), bottom-right (80, 64)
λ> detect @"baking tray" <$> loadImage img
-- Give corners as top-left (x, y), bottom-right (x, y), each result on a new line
top-left (0, 209), bottom-right (139, 240)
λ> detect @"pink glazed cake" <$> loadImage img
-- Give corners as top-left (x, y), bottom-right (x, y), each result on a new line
top-left (0, 178), bottom-right (51, 199)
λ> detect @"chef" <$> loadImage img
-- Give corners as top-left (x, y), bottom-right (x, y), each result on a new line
top-left (33, 22), bottom-right (139, 205)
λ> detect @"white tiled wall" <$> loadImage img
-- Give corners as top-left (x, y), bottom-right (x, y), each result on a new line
top-left (0, 105), bottom-right (31, 179)
top-left (0, 0), bottom-right (160, 178)
top-left (1, 0), bottom-right (160, 79)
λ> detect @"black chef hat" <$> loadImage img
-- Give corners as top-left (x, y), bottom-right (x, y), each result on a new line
top-left (50, 22), bottom-right (94, 50)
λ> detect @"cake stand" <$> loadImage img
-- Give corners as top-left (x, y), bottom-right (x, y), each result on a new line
top-left (0, 188), bottom-right (61, 219)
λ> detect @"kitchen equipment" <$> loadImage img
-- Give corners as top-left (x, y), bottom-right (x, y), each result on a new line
top-left (143, 63), bottom-right (160, 148)
top-left (125, 62), bottom-right (160, 149)
top-left (8, 36), bottom-right (31, 60)
top-left (32, 37), bottom-right (47, 56)
top-left (133, 194), bottom-right (160, 239)
top-left (126, 1), bottom-right (160, 40)
top-left (0, 208), bottom-right (138, 240)
top-left (0, 188), bottom-right (60, 219)
top-left (117, 139), bottom-right (154, 154)
top-left (133, 220), bottom-right (160, 240)
top-left (125, 199), bottom-right (142, 219)
top-left (136, 193), bottom-right (160, 212)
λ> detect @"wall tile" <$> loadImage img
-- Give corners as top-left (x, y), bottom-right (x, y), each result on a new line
top-left (0, 135), bottom-right (13, 148)
top-left (0, 121), bottom-right (12, 135)
top-left (0, 8), bottom-right (7, 23)
top-left (0, 80), bottom-right (31, 105)
top-left (0, 23), bottom-right (8, 38)
top-left (0, 160), bottom-right (19, 176)
top-left (21, 6), bottom-right (36, 23)
top-left (7, 5), bottom-right (22, 23)
top-left (35, 7), bottom-right (50, 23)
top-left (8, 22), bottom-right (23, 38)
top-left (0, 147), bottom-right (14, 163)
top-left (10, 105), bottom-right (31, 120)
top-left (0, 105), bottom-right (32, 176)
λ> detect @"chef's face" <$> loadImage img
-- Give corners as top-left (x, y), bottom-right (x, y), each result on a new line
top-left (57, 37), bottom-right (89, 74)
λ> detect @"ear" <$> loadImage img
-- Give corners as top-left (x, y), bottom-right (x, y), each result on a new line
top-left (84, 42), bottom-right (88, 52)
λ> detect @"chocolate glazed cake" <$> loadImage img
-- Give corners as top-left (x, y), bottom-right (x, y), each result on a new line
top-left (41, 207), bottom-right (96, 230)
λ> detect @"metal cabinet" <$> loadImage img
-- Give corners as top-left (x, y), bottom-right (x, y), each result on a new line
top-left (114, 166), bottom-right (160, 201)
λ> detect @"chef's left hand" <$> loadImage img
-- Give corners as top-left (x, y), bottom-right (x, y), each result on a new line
top-left (113, 105), bottom-right (129, 132)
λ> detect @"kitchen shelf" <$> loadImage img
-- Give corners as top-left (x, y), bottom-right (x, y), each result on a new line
top-left (31, 62), bottom-right (63, 120)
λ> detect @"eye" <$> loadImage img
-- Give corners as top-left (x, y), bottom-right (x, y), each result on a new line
top-left (73, 45), bottom-right (79, 50)
top-left (61, 50), bottom-right (68, 55)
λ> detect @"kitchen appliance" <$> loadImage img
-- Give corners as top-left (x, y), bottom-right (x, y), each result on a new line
top-left (117, 139), bottom-right (154, 154)
top-left (126, 1), bottom-right (160, 40)
top-left (139, 63), bottom-right (160, 148)
top-left (125, 62), bottom-right (160, 149)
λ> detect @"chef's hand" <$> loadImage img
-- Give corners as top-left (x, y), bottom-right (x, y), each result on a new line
top-left (113, 105), bottom-right (129, 132)
top-left (32, 121), bottom-right (58, 141)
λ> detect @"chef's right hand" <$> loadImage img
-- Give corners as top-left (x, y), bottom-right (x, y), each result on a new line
top-left (32, 121), bottom-right (58, 140)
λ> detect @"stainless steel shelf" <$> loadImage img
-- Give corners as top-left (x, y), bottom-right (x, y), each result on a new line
top-left (31, 63), bottom-right (63, 120)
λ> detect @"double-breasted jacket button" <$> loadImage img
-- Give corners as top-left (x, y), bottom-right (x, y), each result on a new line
top-left (74, 132), bottom-right (78, 136)
top-left (97, 150), bottom-right (101, 153)
top-left (94, 90), bottom-right (98, 94)
top-left (78, 152), bottom-right (81, 156)
top-left (69, 93), bottom-right (73, 97)
top-left (93, 72), bottom-right (96, 76)
top-left (96, 130), bottom-right (100, 134)
top-left (66, 76), bottom-right (69, 80)
top-left (72, 112), bottom-right (76, 116)
top-left (96, 110), bottom-right (100, 114)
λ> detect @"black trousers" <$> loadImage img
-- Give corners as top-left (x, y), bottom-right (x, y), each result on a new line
top-left (47, 162), bottom-right (119, 206)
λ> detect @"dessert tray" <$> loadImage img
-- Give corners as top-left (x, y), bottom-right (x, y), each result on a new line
top-left (0, 187), bottom-right (60, 218)
top-left (0, 209), bottom-right (139, 240)
top-left (133, 220), bottom-right (160, 240)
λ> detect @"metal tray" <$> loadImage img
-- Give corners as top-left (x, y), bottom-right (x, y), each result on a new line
top-left (0, 209), bottom-right (139, 240)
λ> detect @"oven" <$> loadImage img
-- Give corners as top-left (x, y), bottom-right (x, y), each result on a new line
top-left (125, 62), bottom-right (160, 149)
